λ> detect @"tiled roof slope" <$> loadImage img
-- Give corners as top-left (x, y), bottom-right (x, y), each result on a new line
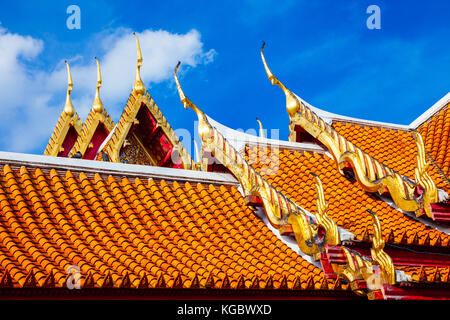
top-left (0, 162), bottom-right (329, 290)
top-left (244, 146), bottom-right (450, 247)
top-left (331, 121), bottom-right (449, 194)
top-left (416, 103), bottom-right (450, 184)
top-left (396, 265), bottom-right (449, 283)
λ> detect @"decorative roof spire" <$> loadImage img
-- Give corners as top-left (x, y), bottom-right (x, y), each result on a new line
top-left (133, 32), bottom-right (146, 95)
top-left (174, 62), bottom-right (212, 142)
top-left (64, 61), bottom-right (75, 117)
top-left (256, 118), bottom-right (265, 138)
top-left (92, 57), bottom-right (104, 113)
top-left (261, 41), bottom-right (300, 117)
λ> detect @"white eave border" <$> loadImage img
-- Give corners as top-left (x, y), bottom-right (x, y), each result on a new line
top-left (0, 151), bottom-right (239, 186)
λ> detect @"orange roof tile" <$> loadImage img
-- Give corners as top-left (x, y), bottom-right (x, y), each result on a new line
top-left (0, 163), bottom-right (327, 290)
top-left (416, 103), bottom-right (450, 187)
top-left (244, 146), bottom-right (450, 247)
top-left (332, 121), bottom-right (450, 194)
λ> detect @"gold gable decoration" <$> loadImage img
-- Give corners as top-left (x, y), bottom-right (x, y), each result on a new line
top-left (69, 57), bottom-right (115, 158)
top-left (261, 43), bottom-right (439, 219)
top-left (44, 61), bottom-right (82, 157)
top-left (99, 34), bottom-right (195, 169)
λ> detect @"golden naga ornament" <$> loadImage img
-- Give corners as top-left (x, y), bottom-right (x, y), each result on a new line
top-left (261, 42), bottom-right (439, 219)
top-left (335, 210), bottom-right (396, 296)
top-left (310, 172), bottom-right (340, 246)
top-left (367, 210), bottom-right (395, 285)
top-left (174, 61), bottom-right (341, 256)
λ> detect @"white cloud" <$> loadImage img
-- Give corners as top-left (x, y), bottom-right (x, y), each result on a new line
top-left (0, 26), bottom-right (216, 153)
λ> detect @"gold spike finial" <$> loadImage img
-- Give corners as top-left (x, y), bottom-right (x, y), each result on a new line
top-left (133, 32), bottom-right (146, 95)
top-left (174, 62), bottom-right (212, 142)
top-left (64, 60), bottom-right (75, 117)
top-left (261, 42), bottom-right (300, 117)
top-left (174, 62), bottom-right (188, 107)
top-left (92, 57), bottom-right (104, 113)
top-left (261, 41), bottom-right (277, 86)
top-left (256, 118), bottom-right (265, 138)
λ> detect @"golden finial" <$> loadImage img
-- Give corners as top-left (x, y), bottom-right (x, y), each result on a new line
top-left (64, 60), bottom-right (75, 117)
top-left (133, 32), bottom-right (146, 95)
top-left (174, 62), bottom-right (213, 142)
top-left (366, 209), bottom-right (395, 284)
top-left (92, 57), bottom-right (104, 113)
top-left (261, 41), bottom-right (300, 117)
top-left (310, 172), bottom-right (340, 245)
top-left (256, 118), bottom-right (265, 138)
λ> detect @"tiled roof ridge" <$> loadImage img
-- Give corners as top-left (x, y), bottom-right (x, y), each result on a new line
top-left (410, 92), bottom-right (450, 128)
top-left (1, 151), bottom-right (238, 185)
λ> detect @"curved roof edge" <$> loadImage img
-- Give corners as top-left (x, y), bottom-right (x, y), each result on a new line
top-left (409, 92), bottom-right (450, 128)
top-left (294, 94), bottom-right (411, 130)
top-left (206, 115), bottom-right (327, 153)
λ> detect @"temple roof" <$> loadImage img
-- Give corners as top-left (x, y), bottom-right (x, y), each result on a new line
top-left (2, 40), bottom-right (450, 300)
top-left (0, 151), bottom-right (331, 291)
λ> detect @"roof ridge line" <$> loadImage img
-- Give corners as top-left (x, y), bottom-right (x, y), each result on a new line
top-left (207, 116), bottom-right (327, 153)
top-left (0, 151), bottom-right (238, 185)
top-left (295, 94), bottom-right (411, 130)
top-left (409, 92), bottom-right (450, 128)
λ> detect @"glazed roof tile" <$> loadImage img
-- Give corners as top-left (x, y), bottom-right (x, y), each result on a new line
top-left (0, 158), bottom-right (330, 290)
top-left (331, 121), bottom-right (450, 194)
top-left (244, 146), bottom-right (450, 247)
top-left (416, 103), bottom-right (450, 185)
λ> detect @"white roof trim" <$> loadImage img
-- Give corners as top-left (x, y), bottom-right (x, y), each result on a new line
top-left (0, 151), bottom-right (239, 185)
top-left (409, 92), bottom-right (450, 128)
top-left (207, 116), bottom-right (327, 153)
top-left (293, 94), bottom-right (411, 130)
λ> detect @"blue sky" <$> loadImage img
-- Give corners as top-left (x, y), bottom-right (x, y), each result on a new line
top-left (0, 0), bottom-right (449, 154)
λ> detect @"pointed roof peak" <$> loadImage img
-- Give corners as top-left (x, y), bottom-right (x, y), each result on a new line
top-left (64, 60), bottom-right (75, 117)
top-left (133, 32), bottom-right (146, 96)
top-left (92, 57), bottom-right (104, 113)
